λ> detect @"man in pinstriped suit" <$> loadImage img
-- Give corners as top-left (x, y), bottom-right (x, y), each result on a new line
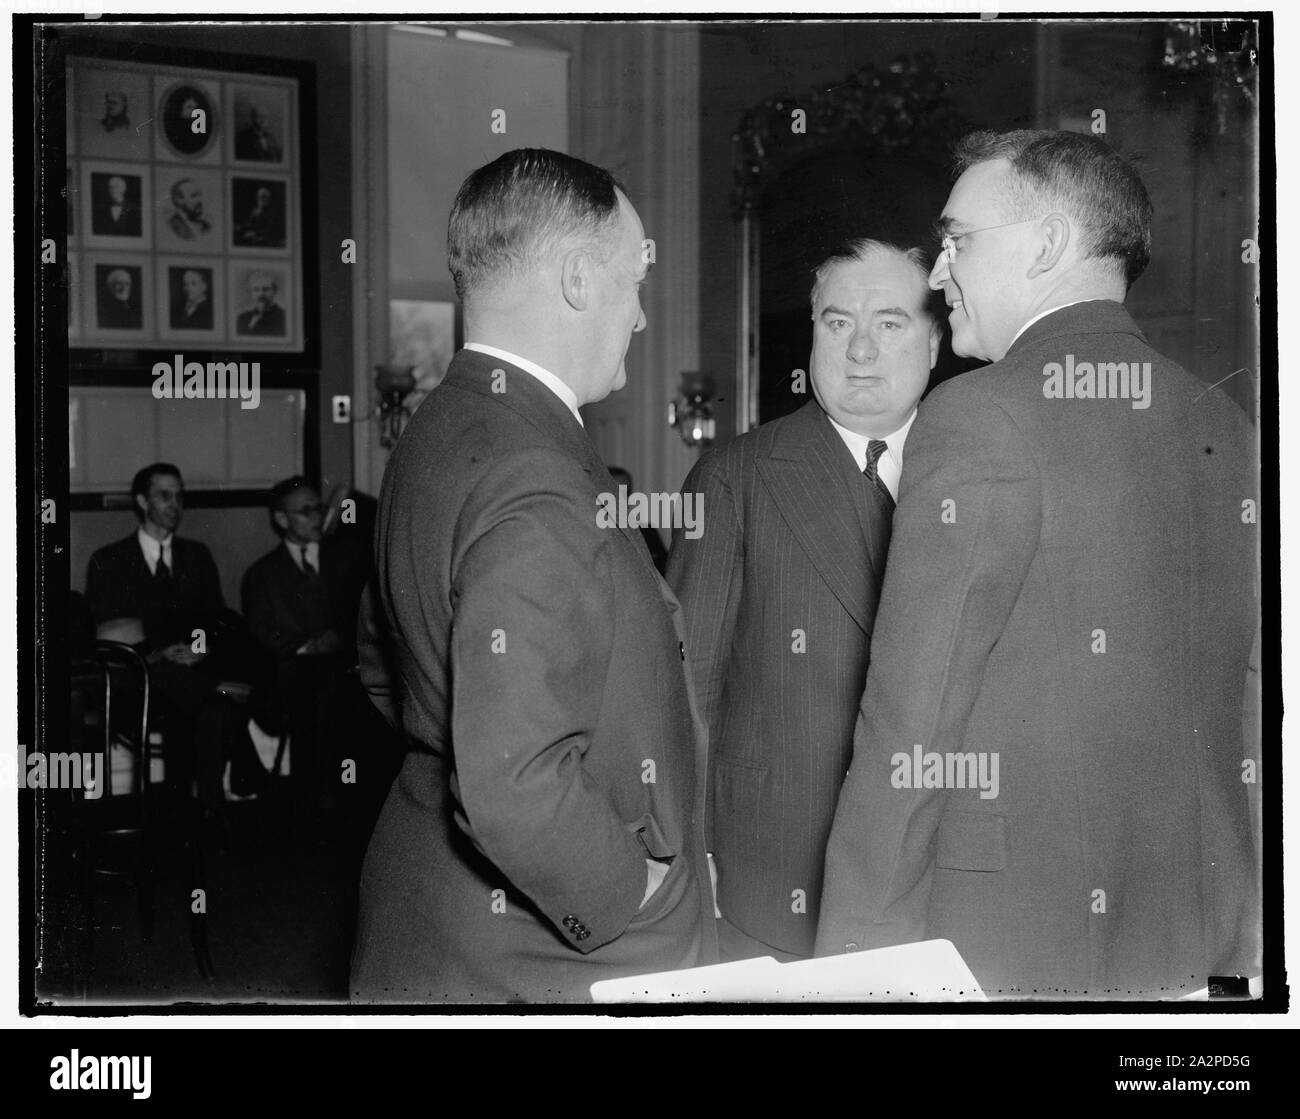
top-left (667, 240), bottom-right (940, 961)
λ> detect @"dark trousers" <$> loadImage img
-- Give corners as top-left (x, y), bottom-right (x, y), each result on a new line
top-left (148, 628), bottom-right (277, 808)
top-left (278, 653), bottom-right (352, 810)
top-left (148, 662), bottom-right (264, 809)
top-left (276, 653), bottom-right (405, 834)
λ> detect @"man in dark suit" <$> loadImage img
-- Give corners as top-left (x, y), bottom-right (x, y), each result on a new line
top-left (234, 271), bottom-right (287, 337)
top-left (667, 240), bottom-right (939, 962)
top-left (170, 269), bottom-right (213, 331)
top-left (85, 463), bottom-right (272, 816)
top-left (96, 267), bottom-right (141, 330)
top-left (234, 186), bottom-right (284, 249)
top-left (90, 174), bottom-right (140, 237)
top-left (351, 149), bottom-right (715, 1003)
top-left (816, 130), bottom-right (1259, 998)
top-left (241, 477), bottom-right (373, 821)
top-left (235, 105), bottom-right (283, 162)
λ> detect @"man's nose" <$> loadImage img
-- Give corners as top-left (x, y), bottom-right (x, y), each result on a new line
top-left (928, 253), bottom-right (949, 291)
top-left (847, 327), bottom-right (878, 363)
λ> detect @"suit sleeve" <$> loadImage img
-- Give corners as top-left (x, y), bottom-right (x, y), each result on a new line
top-left (241, 562), bottom-right (301, 658)
top-left (665, 449), bottom-right (744, 846)
top-left (448, 449), bottom-right (649, 952)
top-left (815, 385), bottom-right (1041, 956)
top-left (193, 542), bottom-right (226, 614)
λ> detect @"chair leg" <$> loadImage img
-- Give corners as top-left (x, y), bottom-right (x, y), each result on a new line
top-left (187, 829), bottom-right (217, 982)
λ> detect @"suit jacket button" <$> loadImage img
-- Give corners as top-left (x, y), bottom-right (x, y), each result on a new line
top-left (845, 942), bottom-right (859, 953)
top-left (577, 929), bottom-right (590, 941)
top-left (679, 642), bottom-right (686, 661)
top-left (562, 915), bottom-right (578, 928)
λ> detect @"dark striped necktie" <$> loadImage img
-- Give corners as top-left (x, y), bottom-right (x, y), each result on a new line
top-left (863, 438), bottom-right (895, 511)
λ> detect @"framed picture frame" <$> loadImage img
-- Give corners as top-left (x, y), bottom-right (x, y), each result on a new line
top-left (65, 41), bottom-right (316, 362)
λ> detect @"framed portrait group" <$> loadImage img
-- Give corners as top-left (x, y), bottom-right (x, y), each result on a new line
top-left (65, 49), bottom-right (306, 353)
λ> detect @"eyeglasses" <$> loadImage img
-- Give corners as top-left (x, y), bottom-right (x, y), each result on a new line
top-left (936, 217), bottom-right (1044, 264)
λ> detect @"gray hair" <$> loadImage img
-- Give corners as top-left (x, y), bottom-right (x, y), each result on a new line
top-left (952, 129), bottom-right (1152, 286)
top-left (448, 148), bottom-right (625, 302)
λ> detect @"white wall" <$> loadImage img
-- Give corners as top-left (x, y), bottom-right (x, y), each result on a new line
top-left (385, 28), bottom-right (569, 302)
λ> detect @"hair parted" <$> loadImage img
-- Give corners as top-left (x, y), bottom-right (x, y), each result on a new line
top-left (810, 238), bottom-right (937, 318)
top-left (953, 129), bottom-right (1153, 286)
top-left (447, 149), bottom-right (625, 302)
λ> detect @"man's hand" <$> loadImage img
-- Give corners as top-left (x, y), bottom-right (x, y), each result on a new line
top-left (640, 858), bottom-right (671, 909)
top-left (147, 641), bottom-right (206, 667)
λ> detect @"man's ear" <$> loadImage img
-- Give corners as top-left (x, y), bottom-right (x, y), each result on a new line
top-left (134, 493), bottom-right (148, 518)
top-left (1027, 213), bottom-right (1070, 279)
top-left (272, 509), bottom-right (290, 534)
top-left (560, 247), bottom-right (592, 312)
top-left (928, 320), bottom-right (942, 370)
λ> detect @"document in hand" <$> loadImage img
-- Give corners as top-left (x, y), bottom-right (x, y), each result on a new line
top-left (590, 938), bottom-right (986, 1003)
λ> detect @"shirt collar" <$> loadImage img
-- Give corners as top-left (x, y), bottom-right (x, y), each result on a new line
top-left (825, 409), bottom-right (916, 502)
top-left (137, 526), bottom-right (173, 572)
top-left (825, 409), bottom-right (916, 470)
top-left (464, 342), bottom-right (584, 427)
top-left (285, 539), bottom-right (320, 571)
top-left (1007, 299), bottom-right (1102, 350)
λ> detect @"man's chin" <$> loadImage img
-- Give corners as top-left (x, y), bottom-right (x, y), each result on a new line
top-left (949, 329), bottom-right (987, 362)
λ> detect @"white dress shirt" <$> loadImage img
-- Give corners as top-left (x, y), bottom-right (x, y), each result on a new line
top-left (285, 539), bottom-right (320, 573)
top-left (464, 342), bottom-right (584, 427)
top-left (137, 526), bottom-right (173, 575)
top-left (826, 409), bottom-right (917, 502)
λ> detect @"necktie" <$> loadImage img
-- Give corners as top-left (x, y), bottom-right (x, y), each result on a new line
top-left (154, 552), bottom-right (171, 581)
top-left (863, 439), bottom-right (895, 511)
top-left (302, 552), bottom-right (317, 577)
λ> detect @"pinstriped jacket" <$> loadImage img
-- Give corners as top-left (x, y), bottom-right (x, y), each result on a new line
top-left (668, 399), bottom-right (892, 956)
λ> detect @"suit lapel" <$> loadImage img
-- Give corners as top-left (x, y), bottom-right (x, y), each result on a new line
top-left (757, 402), bottom-right (885, 634)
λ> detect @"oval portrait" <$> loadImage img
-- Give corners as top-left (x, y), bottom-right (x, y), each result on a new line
top-left (160, 83), bottom-right (218, 158)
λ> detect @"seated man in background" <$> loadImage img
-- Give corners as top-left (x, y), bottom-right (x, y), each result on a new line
top-left (241, 476), bottom-right (373, 826)
top-left (85, 462), bottom-right (273, 821)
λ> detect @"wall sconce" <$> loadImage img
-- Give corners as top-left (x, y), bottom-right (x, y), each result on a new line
top-left (669, 371), bottom-right (717, 449)
top-left (374, 364), bottom-right (417, 449)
